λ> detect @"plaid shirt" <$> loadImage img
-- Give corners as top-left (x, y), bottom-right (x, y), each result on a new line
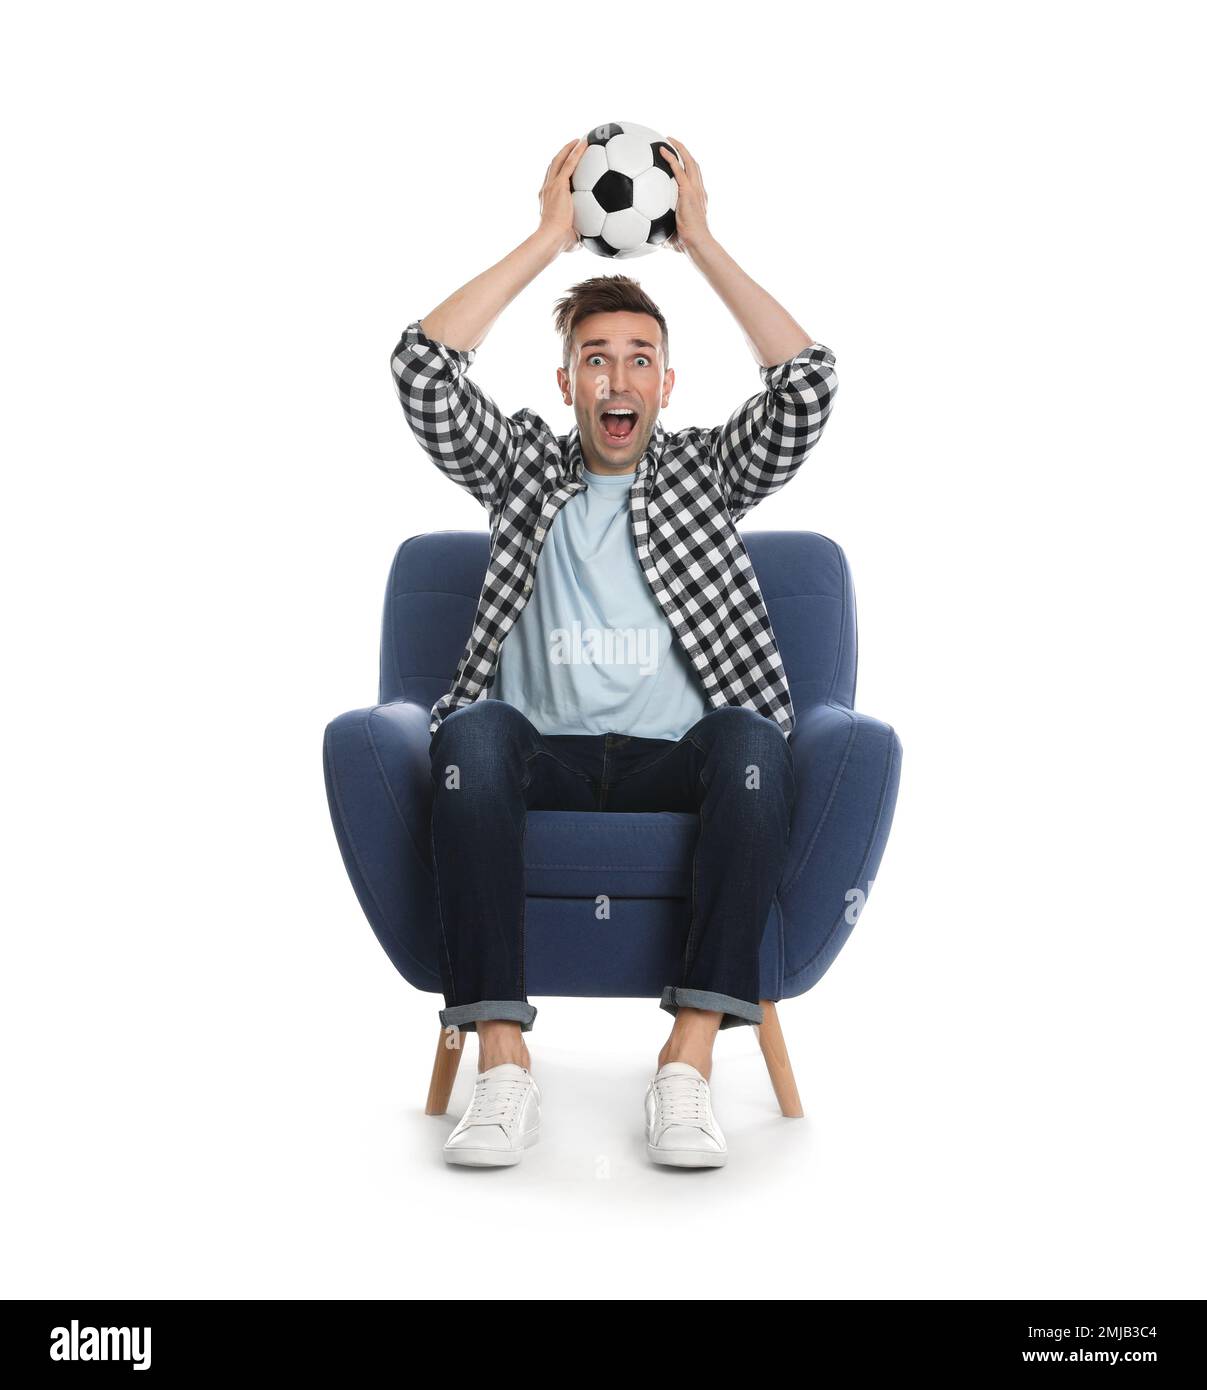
top-left (389, 318), bottom-right (839, 740)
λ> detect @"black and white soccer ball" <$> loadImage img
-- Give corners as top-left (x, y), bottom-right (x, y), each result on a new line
top-left (571, 122), bottom-right (682, 259)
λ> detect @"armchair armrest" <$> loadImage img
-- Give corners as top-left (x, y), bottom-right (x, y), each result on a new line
top-left (322, 700), bottom-right (440, 990)
top-left (779, 701), bottom-right (903, 989)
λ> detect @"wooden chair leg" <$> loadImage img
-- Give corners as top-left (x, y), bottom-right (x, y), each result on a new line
top-left (755, 1000), bottom-right (804, 1118)
top-left (425, 1025), bottom-right (468, 1116)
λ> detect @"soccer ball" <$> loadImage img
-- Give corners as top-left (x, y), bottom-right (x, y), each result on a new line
top-left (572, 122), bottom-right (681, 259)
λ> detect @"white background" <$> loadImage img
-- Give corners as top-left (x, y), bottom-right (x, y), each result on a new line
top-left (2, 0), bottom-right (1203, 1299)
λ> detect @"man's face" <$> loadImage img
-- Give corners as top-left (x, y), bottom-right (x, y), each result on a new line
top-left (557, 311), bottom-right (674, 474)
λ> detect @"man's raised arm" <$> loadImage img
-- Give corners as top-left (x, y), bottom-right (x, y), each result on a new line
top-left (389, 138), bottom-right (588, 511)
top-left (659, 137), bottom-right (839, 521)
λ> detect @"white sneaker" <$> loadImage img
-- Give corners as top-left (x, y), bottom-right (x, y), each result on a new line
top-left (443, 1062), bottom-right (541, 1167)
top-left (644, 1061), bottom-right (728, 1167)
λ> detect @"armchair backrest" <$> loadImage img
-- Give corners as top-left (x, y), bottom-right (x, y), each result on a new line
top-left (379, 530), bottom-right (857, 715)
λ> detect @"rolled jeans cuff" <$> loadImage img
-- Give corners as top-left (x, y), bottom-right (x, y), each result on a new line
top-left (438, 1000), bottom-right (537, 1034)
top-left (659, 986), bottom-right (764, 1030)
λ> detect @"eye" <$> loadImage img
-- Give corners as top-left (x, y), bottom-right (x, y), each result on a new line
top-left (587, 354), bottom-right (605, 366)
top-left (634, 355), bottom-right (651, 367)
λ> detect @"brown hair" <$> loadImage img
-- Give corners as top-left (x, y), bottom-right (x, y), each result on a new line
top-left (552, 274), bottom-right (669, 373)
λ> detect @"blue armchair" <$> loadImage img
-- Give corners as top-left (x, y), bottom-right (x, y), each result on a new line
top-left (323, 530), bottom-right (902, 1117)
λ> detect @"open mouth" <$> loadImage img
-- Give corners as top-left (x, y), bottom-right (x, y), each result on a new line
top-left (599, 406), bottom-right (638, 444)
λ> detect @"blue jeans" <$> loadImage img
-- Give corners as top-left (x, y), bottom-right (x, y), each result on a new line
top-left (428, 700), bottom-right (795, 1034)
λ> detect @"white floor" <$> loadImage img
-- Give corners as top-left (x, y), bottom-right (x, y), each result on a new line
top-left (7, 866), bottom-right (1201, 1300)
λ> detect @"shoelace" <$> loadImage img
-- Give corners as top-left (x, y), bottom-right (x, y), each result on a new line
top-left (654, 1074), bottom-right (710, 1127)
top-left (464, 1074), bottom-right (529, 1128)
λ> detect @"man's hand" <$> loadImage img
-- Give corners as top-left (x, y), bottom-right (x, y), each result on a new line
top-left (659, 137), bottom-right (711, 254)
top-left (538, 137), bottom-right (589, 254)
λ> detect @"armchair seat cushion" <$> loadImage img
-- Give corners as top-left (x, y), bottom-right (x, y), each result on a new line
top-left (523, 810), bottom-right (696, 899)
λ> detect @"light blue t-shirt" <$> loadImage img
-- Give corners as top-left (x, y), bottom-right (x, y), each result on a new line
top-left (487, 465), bottom-right (708, 739)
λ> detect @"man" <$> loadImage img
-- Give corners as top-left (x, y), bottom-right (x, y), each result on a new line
top-left (390, 135), bottom-right (839, 1168)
